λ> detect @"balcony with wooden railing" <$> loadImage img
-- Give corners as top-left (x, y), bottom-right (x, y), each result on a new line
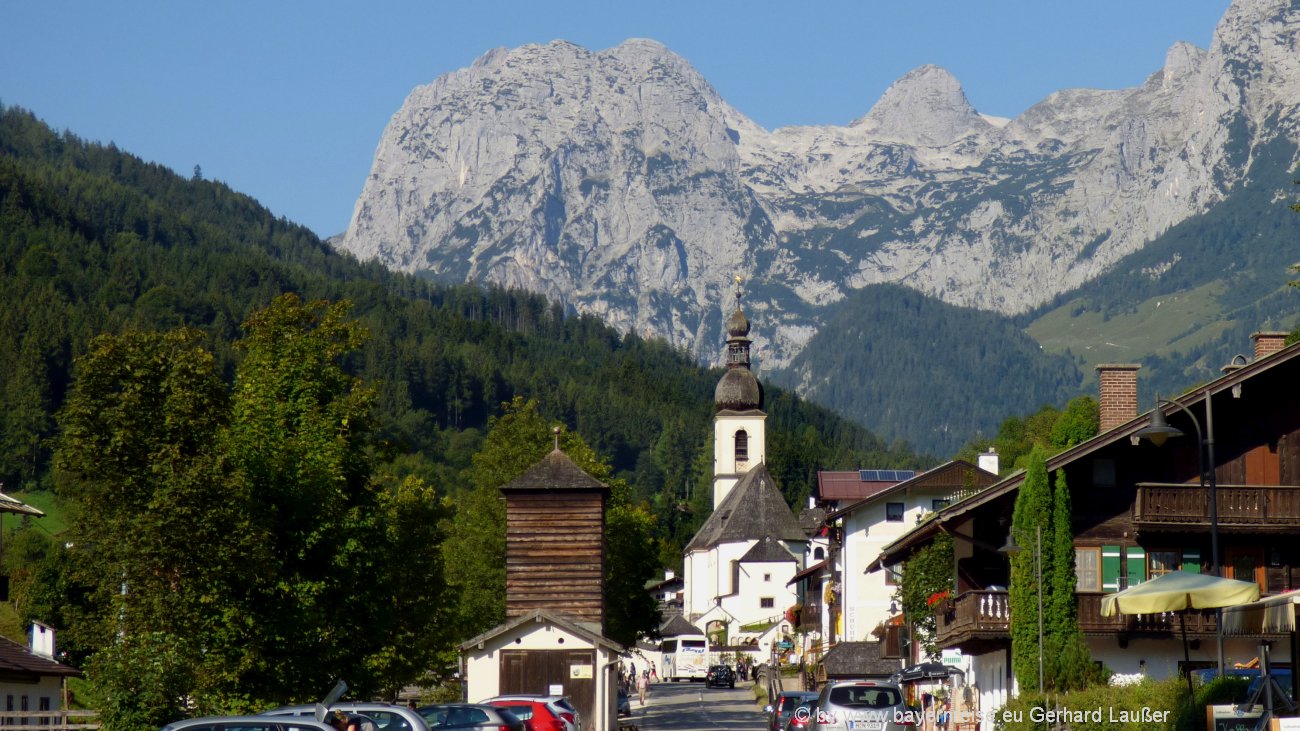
top-left (1134, 483), bottom-right (1300, 531)
top-left (934, 590), bottom-right (1220, 648)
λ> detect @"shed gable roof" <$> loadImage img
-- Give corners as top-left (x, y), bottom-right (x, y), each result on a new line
top-left (820, 641), bottom-right (900, 677)
top-left (458, 608), bottom-right (623, 653)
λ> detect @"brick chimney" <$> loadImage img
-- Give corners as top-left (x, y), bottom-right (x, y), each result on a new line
top-left (1251, 331), bottom-right (1290, 360)
top-left (1096, 364), bottom-right (1141, 433)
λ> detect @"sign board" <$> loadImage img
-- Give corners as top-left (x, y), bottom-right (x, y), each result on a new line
top-left (570, 665), bottom-right (593, 679)
top-left (1207, 704), bottom-right (1263, 731)
top-left (777, 641), bottom-right (793, 650)
top-left (548, 684), bottom-right (564, 696)
top-left (941, 649), bottom-right (963, 667)
top-left (1271, 719), bottom-right (1300, 731)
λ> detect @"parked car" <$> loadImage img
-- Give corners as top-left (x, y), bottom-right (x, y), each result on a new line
top-left (162, 716), bottom-right (336, 731)
top-left (483, 700), bottom-right (567, 731)
top-left (784, 699), bottom-right (819, 731)
top-left (617, 690), bottom-right (632, 718)
top-left (263, 704), bottom-right (429, 731)
top-left (417, 704), bottom-right (524, 731)
top-left (481, 696), bottom-right (579, 731)
top-left (766, 691), bottom-right (818, 731)
top-left (811, 680), bottom-right (914, 731)
top-left (1246, 671), bottom-right (1295, 703)
top-left (705, 664), bottom-right (735, 689)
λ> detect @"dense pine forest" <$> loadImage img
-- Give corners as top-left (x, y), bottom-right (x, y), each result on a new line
top-left (0, 103), bottom-right (927, 558)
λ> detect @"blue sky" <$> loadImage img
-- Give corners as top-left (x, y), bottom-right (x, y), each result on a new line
top-left (1, 1), bottom-right (1229, 238)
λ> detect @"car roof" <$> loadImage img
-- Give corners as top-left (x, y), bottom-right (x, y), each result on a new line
top-left (165, 716), bottom-right (335, 731)
top-left (267, 705), bottom-right (409, 712)
top-left (485, 696), bottom-right (564, 701)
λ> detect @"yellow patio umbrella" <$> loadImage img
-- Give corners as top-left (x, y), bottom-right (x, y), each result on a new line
top-left (1100, 570), bottom-right (1260, 697)
top-left (1099, 571), bottom-right (1260, 616)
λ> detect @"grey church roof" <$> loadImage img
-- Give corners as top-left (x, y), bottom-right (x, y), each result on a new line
top-left (685, 463), bottom-right (806, 552)
top-left (500, 448), bottom-right (608, 492)
top-left (739, 535), bottom-right (797, 563)
top-left (659, 615), bottom-right (705, 637)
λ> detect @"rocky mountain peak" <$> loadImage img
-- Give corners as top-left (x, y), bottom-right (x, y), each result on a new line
top-left (1160, 41), bottom-right (1206, 89)
top-left (853, 64), bottom-right (990, 147)
top-left (339, 3), bottom-right (1300, 373)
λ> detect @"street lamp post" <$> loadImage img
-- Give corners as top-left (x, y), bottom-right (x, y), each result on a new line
top-left (1135, 392), bottom-right (1223, 676)
top-left (1001, 525), bottom-right (1044, 695)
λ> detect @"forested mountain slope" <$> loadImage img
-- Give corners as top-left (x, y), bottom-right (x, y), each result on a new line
top-left (0, 105), bottom-right (926, 554)
top-left (772, 284), bottom-right (1085, 455)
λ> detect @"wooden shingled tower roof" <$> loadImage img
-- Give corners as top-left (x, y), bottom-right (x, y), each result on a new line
top-left (500, 447), bottom-right (609, 492)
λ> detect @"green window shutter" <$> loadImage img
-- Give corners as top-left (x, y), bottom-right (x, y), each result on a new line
top-left (1126, 547), bottom-right (1147, 587)
top-left (1102, 545), bottom-right (1122, 593)
top-left (1182, 549), bottom-right (1202, 574)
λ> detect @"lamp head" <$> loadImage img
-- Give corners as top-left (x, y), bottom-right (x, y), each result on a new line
top-left (999, 533), bottom-right (1022, 557)
top-left (1135, 395), bottom-right (1184, 447)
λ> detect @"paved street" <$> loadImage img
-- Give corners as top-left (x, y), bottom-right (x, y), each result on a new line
top-left (631, 680), bottom-right (766, 731)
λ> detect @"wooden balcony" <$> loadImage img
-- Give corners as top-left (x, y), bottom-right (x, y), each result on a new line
top-left (935, 590), bottom-right (1220, 648)
top-left (1134, 483), bottom-right (1300, 531)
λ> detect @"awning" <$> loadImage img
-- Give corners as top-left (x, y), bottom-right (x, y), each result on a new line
top-left (1221, 589), bottom-right (1300, 635)
top-left (891, 662), bottom-right (964, 683)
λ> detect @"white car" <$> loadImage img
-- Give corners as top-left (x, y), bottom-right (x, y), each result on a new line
top-left (162, 716), bottom-right (335, 731)
top-left (262, 704), bottom-right (429, 731)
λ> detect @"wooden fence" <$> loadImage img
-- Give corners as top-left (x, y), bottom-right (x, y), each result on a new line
top-left (0, 711), bottom-right (99, 731)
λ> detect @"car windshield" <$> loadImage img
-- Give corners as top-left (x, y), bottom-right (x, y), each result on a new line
top-left (499, 707), bottom-right (534, 722)
top-left (780, 700), bottom-right (813, 719)
top-left (363, 713), bottom-right (412, 731)
top-left (827, 686), bottom-right (902, 709)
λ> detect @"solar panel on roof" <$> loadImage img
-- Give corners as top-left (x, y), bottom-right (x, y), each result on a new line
top-left (858, 469), bottom-right (917, 482)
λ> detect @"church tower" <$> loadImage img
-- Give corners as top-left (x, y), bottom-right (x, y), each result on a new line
top-left (712, 280), bottom-right (766, 508)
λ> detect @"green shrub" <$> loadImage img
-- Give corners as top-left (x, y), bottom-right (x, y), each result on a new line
top-left (993, 676), bottom-right (1251, 731)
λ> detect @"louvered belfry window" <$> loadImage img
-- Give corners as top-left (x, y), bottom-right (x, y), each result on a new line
top-left (735, 429), bottom-right (749, 462)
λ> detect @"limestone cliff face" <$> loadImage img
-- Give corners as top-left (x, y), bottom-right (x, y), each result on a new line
top-left (337, 0), bottom-right (1300, 367)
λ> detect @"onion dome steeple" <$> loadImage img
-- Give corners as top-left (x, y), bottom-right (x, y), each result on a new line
top-left (714, 276), bottom-right (763, 411)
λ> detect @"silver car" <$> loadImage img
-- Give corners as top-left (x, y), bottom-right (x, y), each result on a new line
top-left (811, 680), bottom-right (915, 731)
top-left (262, 704), bottom-right (429, 731)
top-left (162, 716), bottom-right (336, 731)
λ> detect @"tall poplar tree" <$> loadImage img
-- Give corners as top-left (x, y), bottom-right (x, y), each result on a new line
top-left (1008, 448), bottom-right (1051, 694)
top-left (1009, 453), bottom-right (1099, 694)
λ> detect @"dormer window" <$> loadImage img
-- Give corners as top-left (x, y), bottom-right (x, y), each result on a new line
top-left (735, 429), bottom-right (749, 463)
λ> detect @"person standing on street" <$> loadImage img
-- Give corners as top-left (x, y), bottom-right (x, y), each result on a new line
top-left (637, 669), bottom-right (649, 705)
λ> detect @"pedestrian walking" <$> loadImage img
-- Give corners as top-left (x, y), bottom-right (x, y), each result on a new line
top-left (650, 662), bottom-right (658, 682)
top-left (637, 669), bottom-right (649, 705)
